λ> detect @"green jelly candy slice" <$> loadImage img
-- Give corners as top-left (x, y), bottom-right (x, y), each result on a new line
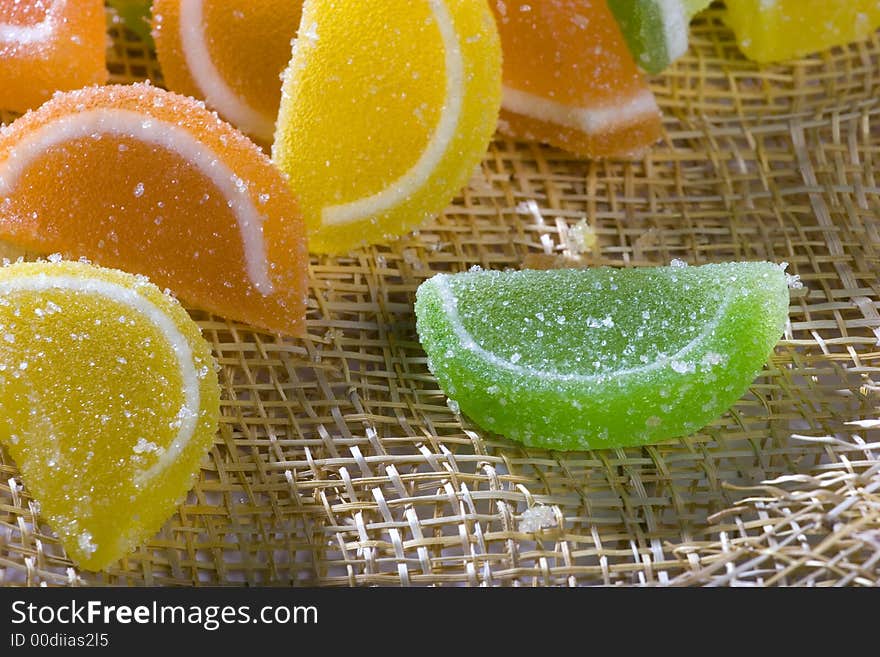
top-left (415, 262), bottom-right (789, 451)
top-left (608, 0), bottom-right (711, 74)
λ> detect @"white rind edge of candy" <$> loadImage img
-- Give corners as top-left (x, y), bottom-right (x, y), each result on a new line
top-left (0, 0), bottom-right (62, 45)
top-left (320, 0), bottom-right (465, 227)
top-left (658, 0), bottom-right (690, 63)
top-left (431, 271), bottom-right (733, 383)
top-left (178, 0), bottom-right (277, 141)
top-left (501, 86), bottom-right (660, 136)
top-left (0, 273), bottom-right (201, 486)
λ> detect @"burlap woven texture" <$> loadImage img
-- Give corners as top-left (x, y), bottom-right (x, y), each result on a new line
top-left (1, 4), bottom-right (878, 587)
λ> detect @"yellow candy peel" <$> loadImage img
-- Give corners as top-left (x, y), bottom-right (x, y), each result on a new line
top-left (0, 260), bottom-right (220, 571)
top-left (272, 0), bottom-right (502, 254)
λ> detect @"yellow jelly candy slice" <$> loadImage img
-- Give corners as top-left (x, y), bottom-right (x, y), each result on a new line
top-left (725, 0), bottom-right (880, 63)
top-left (272, 0), bottom-right (502, 254)
top-left (0, 260), bottom-right (220, 571)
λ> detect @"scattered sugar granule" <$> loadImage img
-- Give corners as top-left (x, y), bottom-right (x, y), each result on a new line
top-left (586, 316), bottom-right (614, 329)
top-left (402, 248), bottom-right (424, 271)
top-left (519, 505), bottom-right (556, 532)
top-left (133, 437), bottom-right (160, 454)
top-left (670, 360), bottom-right (695, 374)
top-left (567, 218), bottom-right (597, 255)
top-left (785, 272), bottom-right (803, 289)
top-left (77, 531), bottom-right (98, 556)
top-left (779, 261), bottom-right (804, 289)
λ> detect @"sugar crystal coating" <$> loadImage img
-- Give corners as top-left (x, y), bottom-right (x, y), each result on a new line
top-left (0, 83), bottom-right (309, 336)
top-left (0, 259), bottom-right (220, 571)
top-left (272, 0), bottom-right (502, 253)
top-left (153, 0), bottom-right (303, 142)
top-left (0, 0), bottom-right (107, 113)
top-left (519, 505), bottom-right (556, 532)
top-left (415, 262), bottom-right (789, 450)
top-left (490, 0), bottom-right (662, 159)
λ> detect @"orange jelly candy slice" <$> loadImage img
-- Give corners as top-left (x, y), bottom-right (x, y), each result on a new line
top-left (0, 0), bottom-right (107, 113)
top-left (491, 0), bottom-right (662, 159)
top-left (0, 83), bottom-right (309, 336)
top-left (153, 0), bottom-right (303, 143)
top-left (0, 259), bottom-right (220, 571)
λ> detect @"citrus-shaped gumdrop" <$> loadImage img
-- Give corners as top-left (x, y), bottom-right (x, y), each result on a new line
top-left (0, 83), bottom-right (308, 336)
top-left (415, 263), bottom-right (789, 450)
top-left (490, 0), bottom-right (662, 159)
top-left (153, 0), bottom-right (302, 142)
top-left (608, 0), bottom-right (711, 74)
top-left (0, 0), bottom-right (107, 113)
top-left (0, 260), bottom-right (220, 571)
top-left (724, 0), bottom-right (880, 64)
top-left (272, 0), bottom-right (502, 254)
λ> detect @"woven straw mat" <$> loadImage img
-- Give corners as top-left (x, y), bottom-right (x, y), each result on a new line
top-left (1, 6), bottom-right (879, 587)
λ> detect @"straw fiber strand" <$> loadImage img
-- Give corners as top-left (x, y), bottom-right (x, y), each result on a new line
top-left (0, 5), bottom-right (878, 586)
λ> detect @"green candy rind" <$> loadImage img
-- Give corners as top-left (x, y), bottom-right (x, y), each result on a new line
top-left (415, 263), bottom-right (789, 451)
top-left (608, 0), bottom-right (711, 75)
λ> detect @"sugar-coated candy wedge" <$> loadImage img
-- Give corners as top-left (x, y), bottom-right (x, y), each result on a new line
top-left (0, 83), bottom-right (309, 336)
top-left (491, 0), bottom-right (662, 159)
top-left (415, 263), bottom-right (789, 451)
top-left (272, 0), bottom-right (502, 254)
top-left (153, 0), bottom-right (302, 142)
top-left (0, 260), bottom-right (220, 571)
top-left (0, 0), bottom-right (107, 113)
top-left (724, 0), bottom-right (880, 63)
top-left (608, 0), bottom-right (711, 74)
